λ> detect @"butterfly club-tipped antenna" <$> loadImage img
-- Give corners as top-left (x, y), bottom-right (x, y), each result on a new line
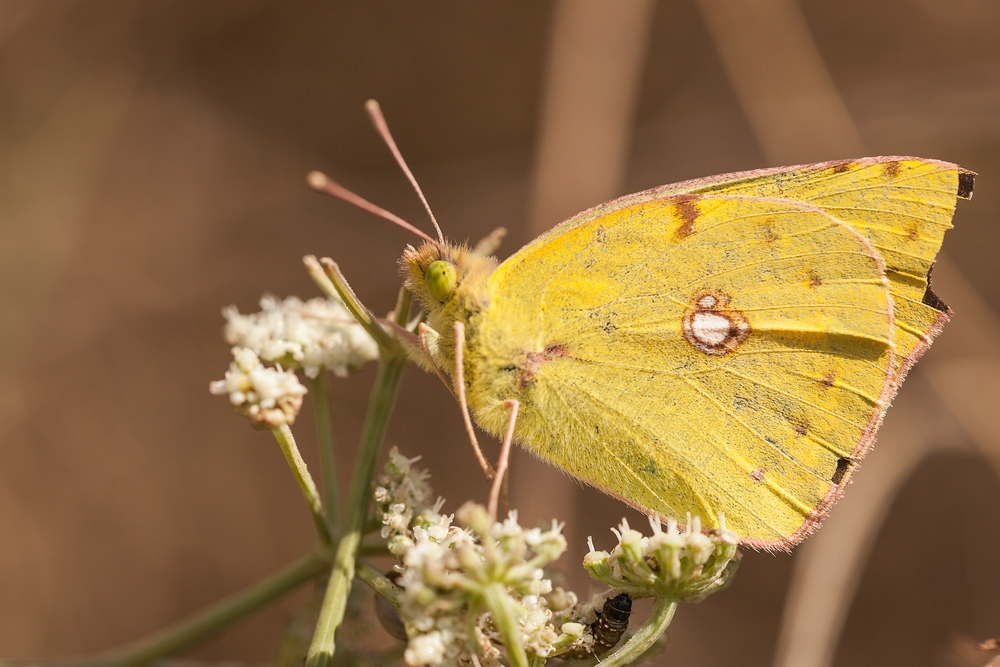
top-left (307, 101), bottom-right (446, 250)
top-left (307, 170), bottom-right (438, 245)
top-left (364, 99), bottom-right (445, 246)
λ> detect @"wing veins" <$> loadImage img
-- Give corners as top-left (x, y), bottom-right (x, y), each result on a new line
top-left (546, 383), bottom-right (681, 516)
top-left (686, 366), bottom-right (872, 430)
top-left (677, 376), bottom-right (825, 508)
top-left (666, 250), bottom-right (880, 296)
top-left (555, 375), bottom-right (785, 528)
top-left (822, 206), bottom-right (943, 226)
top-left (808, 182), bottom-right (953, 199)
top-left (786, 370), bottom-right (880, 403)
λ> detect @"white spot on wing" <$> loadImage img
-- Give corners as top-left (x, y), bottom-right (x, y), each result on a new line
top-left (681, 289), bottom-right (752, 355)
top-left (691, 312), bottom-right (731, 346)
top-left (698, 294), bottom-right (717, 308)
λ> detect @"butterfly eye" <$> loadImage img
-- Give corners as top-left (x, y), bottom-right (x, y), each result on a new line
top-left (425, 260), bottom-right (457, 303)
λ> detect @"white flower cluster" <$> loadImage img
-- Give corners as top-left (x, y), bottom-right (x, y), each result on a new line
top-left (209, 347), bottom-right (307, 428)
top-left (375, 448), bottom-right (439, 551)
top-left (373, 452), bottom-right (589, 667)
top-left (222, 295), bottom-right (378, 378)
top-left (584, 515), bottom-right (740, 602)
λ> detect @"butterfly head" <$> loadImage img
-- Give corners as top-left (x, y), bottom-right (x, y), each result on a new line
top-left (402, 240), bottom-right (494, 308)
top-left (399, 239), bottom-right (498, 360)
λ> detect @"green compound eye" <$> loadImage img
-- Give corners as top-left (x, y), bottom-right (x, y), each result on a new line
top-left (425, 260), bottom-right (457, 303)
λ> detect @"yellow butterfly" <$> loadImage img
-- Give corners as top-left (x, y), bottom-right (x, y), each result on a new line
top-left (318, 104), bottom-right (974, 551)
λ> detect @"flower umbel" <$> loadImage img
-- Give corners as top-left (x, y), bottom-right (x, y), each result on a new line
top-left (373, 453), bottom-right (588, 667)
top-left (584, 515), bottom-right (740, 602)
top-left (223, 294), bottom-right (378, 378)
top-left (209, 347), bottom-right (307, 428)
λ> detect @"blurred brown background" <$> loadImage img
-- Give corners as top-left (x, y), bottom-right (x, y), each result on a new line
top-left (1, 2), bottom-right (999, 666)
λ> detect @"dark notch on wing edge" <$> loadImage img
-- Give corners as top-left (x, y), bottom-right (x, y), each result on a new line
top-left (958, 169), bottom-right (976, 200)
top-left (832, 457), bottom-right (851, 485)
top-left (922, 262), bottom-right (950, 313)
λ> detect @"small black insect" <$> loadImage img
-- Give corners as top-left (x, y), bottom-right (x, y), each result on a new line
top-left (590, 593), bottom-right (632, 654)
top-left (563, 593), bottom-right (632, 659)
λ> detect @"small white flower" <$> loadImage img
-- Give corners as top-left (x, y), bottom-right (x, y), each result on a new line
top-left (405, 630), bottom-right (447, 666)
top-left (210, 347), bottom-right (307, 428)
top-left (375, 448), bottom-right (443, 549)
top-left (222, 294), bottom-right (378, 378)
top-left (584, 514), bottom-right (740, 601)
top-left (545, 587), bottom-right (578, 612)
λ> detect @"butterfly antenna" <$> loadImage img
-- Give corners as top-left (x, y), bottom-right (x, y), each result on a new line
top-left (306, 170), bottom-right (436, 244)
top-left (365, 99), bottom-right (446, 245)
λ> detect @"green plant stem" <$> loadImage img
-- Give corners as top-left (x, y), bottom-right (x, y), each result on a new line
top-left (312, 373), bottom-right (340, 536)
top-left (47, 551), bottom-right (330, 667)
top-left (305, 354), bottom-right (407, 667)
top-left (358, 539), bottom-right (392, 557)
top-left (272, 424), bottom-right (332, 546)
top-left (482, 583), bottom-right (529, 667)
top-left (10, 545), bottom-right (400, 667)
top-left (318, 257), bottom-right (396, 351)
top-left (355, 560), bottom-right (402, 608)
top-left (596, 596), bottom-right (677, 667)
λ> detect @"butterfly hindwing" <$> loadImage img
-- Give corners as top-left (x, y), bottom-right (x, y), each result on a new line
top-left (468, 193), bottom-right (896, 549)
top-left (679, 158), bottom-right (969, 382)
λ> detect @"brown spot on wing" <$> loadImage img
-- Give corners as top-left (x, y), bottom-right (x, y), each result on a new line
top-left (681, 289), bottom-right (751, 356)
top-left (806, 269), bottom-right (823, 288)
top-left (672, 194), bottom-right (700, 241)
top-left (882, 160), bottom-right (901, 177)
top-left (831, 457), bottom-right (851, 484)
top-left (905, 224), bottom-right (919, 241)
top-left (831, 160), bottom-right (853, 174)
top-left (922, 263), bottom-right (950, 312)
top-left (922, 285), bottom-right (949, 312)
top-left (794, 423), bottom-right (808, 436)
top-left (516, 344), bottom-right (568, 390)
top-left (818, 370), bottom-right (836, 390)
top-left (762, 218), bottom-right (779, 245)
top-left (751, 468), bottom-right (765, 482)
top-left (958, 170), bottom-right (975, 200)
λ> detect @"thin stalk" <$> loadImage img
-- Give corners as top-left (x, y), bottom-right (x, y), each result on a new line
top-left (304, 354), bottom-right (407, 667)
top-left (393, 286), bottom-right (413, 329)
top-left (312, 373), bottom-right (340, 535)
top-left (272, 424), bottom-right (332, 546)
top-left (482, 583), bottom-right (528, 667)
top-left (55, 551), bottom-right (329, 667)
top-left (358, 540), bottom-right (392, 557)
top-left (595, 596), bottom-right (677, 667)
top-left (302, 255), bottom-right (394, 351)
top-left (355, 560), bottom-right (403, 608)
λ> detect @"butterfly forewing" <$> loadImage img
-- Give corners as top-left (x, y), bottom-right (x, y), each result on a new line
top-left (514, 158), bottom-right (966, 384)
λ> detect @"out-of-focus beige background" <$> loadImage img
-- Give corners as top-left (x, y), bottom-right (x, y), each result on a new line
top-left (1, 2), bottom-right (999, 666)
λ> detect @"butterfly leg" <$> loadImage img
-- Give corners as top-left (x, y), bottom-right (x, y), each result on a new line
top-left (488, 399), bottom-right (519, 523)
top-left (453, 321), bottom-right (497, 480)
